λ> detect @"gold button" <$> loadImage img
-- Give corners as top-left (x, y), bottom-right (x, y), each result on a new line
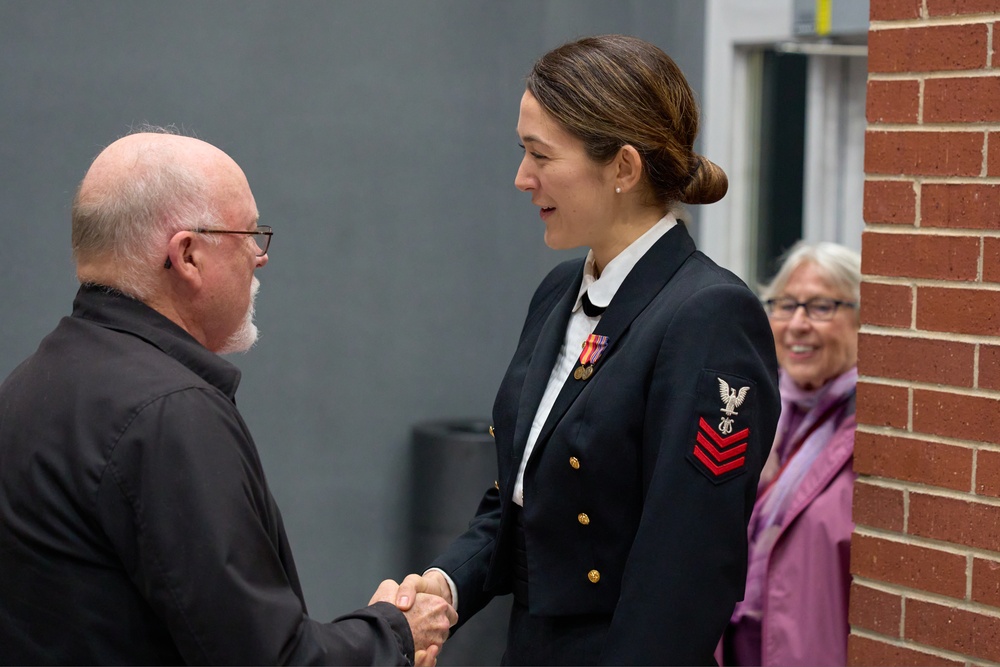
top-left (494, 480), bottom-right (500, 490)
top-left (588, 569), bottom-right (601, 584)
top-left (577, 513), bottom-right (590, 525)
top-left (569, 457), bottom-right (580, 469)
top-left (488, 425), bottom-right (495, 437)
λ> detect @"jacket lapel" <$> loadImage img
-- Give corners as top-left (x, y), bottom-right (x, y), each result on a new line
top-left (531, 223), bottom-right (698, 451)
top-left (511, 268), bottom-right (583, 460)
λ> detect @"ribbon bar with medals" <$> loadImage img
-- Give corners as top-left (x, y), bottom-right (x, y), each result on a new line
top-left (574, 334), bottom-right (609, 381)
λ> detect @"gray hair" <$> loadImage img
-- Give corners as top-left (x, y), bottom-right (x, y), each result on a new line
top-left (70, 125), bottom-right (221, 299)
top-left (761, 241), bottom-right (862, 304)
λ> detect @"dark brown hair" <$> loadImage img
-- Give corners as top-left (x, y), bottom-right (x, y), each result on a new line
top-left (526, 34), bottom-right (727, 207)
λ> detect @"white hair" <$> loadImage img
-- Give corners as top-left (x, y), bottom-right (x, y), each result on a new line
top-left (761, 241), bottom-right (862, 305)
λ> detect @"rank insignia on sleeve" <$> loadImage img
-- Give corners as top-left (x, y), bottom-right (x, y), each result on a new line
top-left (687, 370), bottom-right (756, 483)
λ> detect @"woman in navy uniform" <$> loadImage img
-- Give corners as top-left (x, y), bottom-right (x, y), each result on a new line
top-left (405, 35), bottom-right (780, 665)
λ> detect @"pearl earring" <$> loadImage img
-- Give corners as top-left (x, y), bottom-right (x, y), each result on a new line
top-left (615, 187), bottom-right (622, 194)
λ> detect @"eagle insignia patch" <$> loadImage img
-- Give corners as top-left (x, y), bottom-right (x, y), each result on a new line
top-left (687, 370), bottom-right (756, 484)
top-left (717, 377), bottom-right (750, 434)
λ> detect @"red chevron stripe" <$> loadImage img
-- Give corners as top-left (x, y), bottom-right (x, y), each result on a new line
top-left (698, 417), bottom-right (750, 447)
top-left (696, 431), bottom-right (748, 462)
top-left (693, 445), bottom-right (746, 476)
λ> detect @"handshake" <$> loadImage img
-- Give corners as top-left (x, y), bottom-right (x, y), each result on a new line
top-left (369, 570), bottom-right (456, 666)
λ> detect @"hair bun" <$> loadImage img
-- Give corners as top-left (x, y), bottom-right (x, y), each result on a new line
top-left (680, 155), bottom-right (728, 205)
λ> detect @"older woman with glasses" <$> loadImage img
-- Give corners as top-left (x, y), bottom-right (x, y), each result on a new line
top-left (721, 241), bottom-right (861, 666)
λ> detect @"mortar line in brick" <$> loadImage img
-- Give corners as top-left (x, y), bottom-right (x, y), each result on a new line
top-left (850, 626), bottom-right (1000, 667)
top-left (919, 77), bottom-right (925, 126)
top-left (864, 229), bottom-right (1000, 242)
top-left (869, 72), bottom-right (999, 83)
top-left (864, 227), bottom-right (996, 237)
top-left (859, 327), bottom-right (1000, 345)
top-left (979, 238), bottom-right (985, 283)
top-left (971, 449), bottom-right (979, 496)
top-left (865, 395), bottom-right (1000, 425)
top-left (853, 475), bottom-right (1000, 512)
top-left (900, 596), bottom-right (908, 649)
top-left (863, 276), bottom-right (1000, 289)
top-left (905, 377), bottom-right (1000, 398)
top-left (989, 21), bottom-right (994, 70)
top-left (859, 276), bottom-right (917, 287)
top-left (866, 176), bottom-right (1000, 186)
top-left (852, 575), bottom-right (1000, 623)
top-left (915, 176), bottom-right (923, 226)
top-left (920, 70), bottom-right (1000, 80)
top-left (857, 416), bottom-right (1000, 441)
top-left (855, 475), bottom-right (919, 492)
top-left (859, 324), bottom-right (982, 342)
top-left (858, 422), bottom-right (1000, 464)
top-left (855, 422), bottom-right (1000, 454)
top-left (871, 16), bottom-right (998, 29)
top-left (867, 72), bottom-right (938, 82)
top-left (868, 123), bottom-right (1000, 131)
top-left (976, 554), bottom-right (1000, 566)
top-left (967, 554), bottom-right (974, 601)
top-left (903, 487), bottom-right (911, 534)
top-left (860, 321), bottom-right (1000, 344)
top-left (864, 174), bottom-right (917, 182)
top-left (927, 71), bottom-right (1000, 80)
top-left (985, 132), bottom-right (992, 179)
top-left (877, 71), bottom-right (999, 81)
top-left (855, 373), bottom-right (991, 390)
top-left (852, 576), bottom-right (919, 597)
top-left (877, 585), bottom-right (1000, 619)
top-left (897, 483), bottom-right (1000, 506)
top-left (855, 527), bottom-right (981, 557)
top-left (974, 343), bottom-right (981, 389)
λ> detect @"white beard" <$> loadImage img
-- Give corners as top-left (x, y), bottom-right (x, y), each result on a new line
top-left (219, 276), bottom-right (260, 354)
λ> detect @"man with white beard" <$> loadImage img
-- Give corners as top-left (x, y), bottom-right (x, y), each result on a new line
top-left (0, 128), bottom-right (454, 665)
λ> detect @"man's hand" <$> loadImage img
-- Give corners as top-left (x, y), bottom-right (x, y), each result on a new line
top-left (369, 579), bottom-right (456, 666)
top-left (394, 571), bottom-right (453, 608)
top-left (414, 644), bottom-right (440, 667)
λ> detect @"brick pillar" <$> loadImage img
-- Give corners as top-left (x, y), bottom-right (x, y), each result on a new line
top-left (850, 1), bottom-right (1000, 665)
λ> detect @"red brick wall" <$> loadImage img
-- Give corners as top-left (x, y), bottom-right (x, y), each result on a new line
top-left (852, 2), bottom-right (1000, 665)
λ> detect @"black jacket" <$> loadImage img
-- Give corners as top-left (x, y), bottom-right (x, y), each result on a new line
top-left (431, 224), bottom-right (781, 665)
top-left (0, 285), bottom-right (413, 665)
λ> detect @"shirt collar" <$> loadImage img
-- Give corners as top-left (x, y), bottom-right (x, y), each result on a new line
top-left (573, 213), bottom-right (678, 313)
top-left (72, 284), bottom-right (243, 400)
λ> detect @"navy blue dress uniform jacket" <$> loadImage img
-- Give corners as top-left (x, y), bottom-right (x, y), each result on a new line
top-left (430, 223), bottom-right (780, 665)
top-left (0, 285), bottom-right (414, 665)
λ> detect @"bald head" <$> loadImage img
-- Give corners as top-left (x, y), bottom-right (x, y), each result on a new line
top-left (72, 130), bottom-right (256, 299)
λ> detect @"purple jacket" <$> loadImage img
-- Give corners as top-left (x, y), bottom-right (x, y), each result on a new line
top-left (756, 409), bottom-right (856, 666)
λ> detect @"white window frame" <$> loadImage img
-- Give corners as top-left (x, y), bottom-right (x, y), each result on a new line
top-left (702, 0), bottom-right (865, 283)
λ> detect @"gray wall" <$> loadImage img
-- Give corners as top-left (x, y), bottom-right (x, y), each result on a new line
top-left (0, 0), bottom-right (706, 624)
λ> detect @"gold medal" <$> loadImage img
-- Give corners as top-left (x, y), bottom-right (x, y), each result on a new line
top-left (576, 334), bottom-right (609, 382)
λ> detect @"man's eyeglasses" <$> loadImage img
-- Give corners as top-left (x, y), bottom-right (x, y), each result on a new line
top-left (194, 225), bottom-right (273, 257)
top-left (764, 296), bottom-right (856, 321)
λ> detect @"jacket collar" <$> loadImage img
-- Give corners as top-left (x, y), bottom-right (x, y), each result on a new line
top-left (573, 215), bottom-right (677, 312)
top-left (72, 284), bottom-right (242, 400)
top-left (513, 222), bottom-right (698, 459)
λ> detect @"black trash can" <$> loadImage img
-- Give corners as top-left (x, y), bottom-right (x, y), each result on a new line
top-left (410, 419), bottom-right (511, 666)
